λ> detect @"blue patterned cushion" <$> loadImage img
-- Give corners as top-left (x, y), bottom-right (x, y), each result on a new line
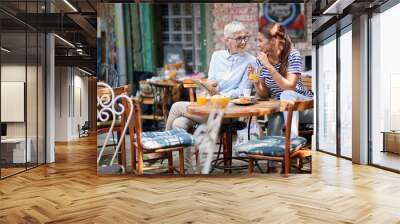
top-left (234, 136), bottom-right (307, 157)
top-left (141, 128), bottom-right (195, 150)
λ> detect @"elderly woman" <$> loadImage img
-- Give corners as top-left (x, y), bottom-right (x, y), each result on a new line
top-left (165, 21), bottom-right (256, 171)
top-left (248, 23), bottom-right (313, 137)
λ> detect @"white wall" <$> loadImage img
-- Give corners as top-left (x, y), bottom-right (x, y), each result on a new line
top-left (54, 67), bottom-right (89, 141)
top-left (1, 63), bottom-right (46, 164)
top-left (1, 65), bottom-right (44, 138)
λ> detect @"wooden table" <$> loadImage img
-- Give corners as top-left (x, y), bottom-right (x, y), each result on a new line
top-left (381, 131), bottom-right (400, 154)
top-left (181, 78), bottom-right (208, 102)
top-left (187, 99), bottom-right (281, 173)
top-left (187, 99), bottom-right (281, 118)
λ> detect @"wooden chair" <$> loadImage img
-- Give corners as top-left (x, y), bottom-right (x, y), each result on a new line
top-left (301, 75), bottom-right (312, 91)
top-left (123, 97), bottom-right (194, 175)
top-left (97, 85), bottom-right (130, 168)
top-left (299, 76), bottom-right (314, 141)
top-left (148, 80), bottom-right (182, 126)
top-left (138, 80), bottom-right (164, 125)
top-left (235, 99), bottom-right (314, 176)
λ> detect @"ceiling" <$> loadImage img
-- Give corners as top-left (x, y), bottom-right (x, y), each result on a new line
top-left (0, 0), bottom-right (97, 74)
top-left (312, 0), bottom-right (390, 43)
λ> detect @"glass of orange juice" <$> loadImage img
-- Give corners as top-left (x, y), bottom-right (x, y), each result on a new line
top-left (196, 89), bottom-right (207, 106)
top-left (221, 96), bottom-right (230, 108)
top-left (249, 66), bottom-right (261, 81)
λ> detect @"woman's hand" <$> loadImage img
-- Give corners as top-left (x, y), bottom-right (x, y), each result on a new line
top-left (257, 52), bottom-right (272, 69)
top-left (207, 80), bottom-right (219, 96)
top-left (207, 80), bottom-right (218, 87)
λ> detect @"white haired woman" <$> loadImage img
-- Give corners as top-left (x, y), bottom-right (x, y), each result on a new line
top-left (164, 21), bottom-right (257, 172)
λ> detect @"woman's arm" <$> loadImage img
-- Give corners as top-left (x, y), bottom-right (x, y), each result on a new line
top-left (266, 65), bottom-right (299, 90)
top-left (257, 52), bottom-right (299, 90)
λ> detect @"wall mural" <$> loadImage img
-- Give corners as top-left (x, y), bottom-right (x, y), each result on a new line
top-left (259, 3), bottom-right (305, 41)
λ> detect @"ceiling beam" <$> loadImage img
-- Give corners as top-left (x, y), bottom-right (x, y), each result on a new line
top-left (55, 55), bottom-right (96, 69)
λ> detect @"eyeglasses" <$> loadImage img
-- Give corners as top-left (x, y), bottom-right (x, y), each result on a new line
top-left (228, 36), bottom-right (250, 43)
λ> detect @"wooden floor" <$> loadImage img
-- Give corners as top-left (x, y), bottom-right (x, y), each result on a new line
top-left (0, 167), bottom-right (26, 178)
top-left (372, 150), bottom-right (400, 171)
top-left (1, 136), bottom-right (400, 223)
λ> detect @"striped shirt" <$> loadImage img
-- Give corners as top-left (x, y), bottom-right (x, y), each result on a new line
top-left (259, 49), bottom-right (313, 100)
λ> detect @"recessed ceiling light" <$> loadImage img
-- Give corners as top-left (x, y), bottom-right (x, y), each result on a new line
top-left (1, 47), bottom-right (11, 53)
top-left (54, 34), bottom-right (75, 48)
top-left (78, 67), bottom-right (92, 76)
top-left (63, 0), bottom-right (78, 12)
top-left (322, 0), bottom-right (355, 15)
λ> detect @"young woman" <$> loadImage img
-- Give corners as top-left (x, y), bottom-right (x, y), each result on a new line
top-left (248, 23), bottom-right (313, 137)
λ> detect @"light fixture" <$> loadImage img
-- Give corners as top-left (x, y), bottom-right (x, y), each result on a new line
top-left (63, 0), bottom-right (78, 12)
top-left (78, 67), bottom-right (92, 76)
top-left (1, 47), bottom-right (11, 53)
top-left (322, 0), bottom-right (355, 15)
top-left (54, 34), bottom-right (75, 48)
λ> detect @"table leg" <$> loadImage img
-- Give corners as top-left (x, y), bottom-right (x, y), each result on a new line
top-left (223, 132), bottom-right (229, 173)
top-left (228, 129), bottom-right (233, 174)
top-left (382, 133), bottom-right (386, 153)
top-left (247, 116), bottom-right (252, 141)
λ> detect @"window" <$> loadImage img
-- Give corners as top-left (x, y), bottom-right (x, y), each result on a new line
top-left (0, 1), bottom-right (46, 179)
top-left (161, 4), bottom-right (201, 72)
top-left (339, 27), bottom-right (352, 158)
top-left (317, 36), bottom-right (337, 155)
top-left (370, 3), bottom-right (400, 171)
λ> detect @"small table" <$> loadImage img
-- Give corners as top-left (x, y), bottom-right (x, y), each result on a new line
top-left (381, 131), bottom-right (400, 154)
top-left (187, 100), bottom-right (281, 173)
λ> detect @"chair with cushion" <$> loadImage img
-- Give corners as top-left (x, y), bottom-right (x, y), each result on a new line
top-left (97, 85), bottom-right (130, 168)
top-left (125, 98), bottom-right (194, 175)
top-left (235, 99), bottom-right (313, 176)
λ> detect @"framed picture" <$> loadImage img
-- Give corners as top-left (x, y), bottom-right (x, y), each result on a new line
top-left (259, 3), bottom-right (306, 41)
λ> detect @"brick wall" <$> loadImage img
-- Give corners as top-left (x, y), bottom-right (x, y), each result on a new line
top-left (207, 3), bottom-right (312, 71)
top-left (211, 3), bottom-right (259, 55)
top-left (295, 2), bottom-right (313, 69)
